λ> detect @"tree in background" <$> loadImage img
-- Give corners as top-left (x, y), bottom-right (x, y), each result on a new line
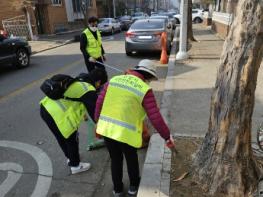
top-left (200, 0), bottom-right (214, 9)
top-left (116, 0), bottom-right (127, 16)
top-left (187, 0), bottom-right (195, 42)
top-left (193, 0), bottom-right (263, 196)
top-left (80, 0), bottom-right (89, 25)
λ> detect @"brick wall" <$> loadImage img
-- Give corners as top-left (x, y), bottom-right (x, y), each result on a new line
top-left (0, 0), bottom-right (38, 38)
top-left (46, 1), bottom-right (68, 34)
top-left (211, 11), bottom-right (232, 40)
top-left (0, 0), bottom-right (25, 29)
top-left (211, 21), bottom-right (229, 39)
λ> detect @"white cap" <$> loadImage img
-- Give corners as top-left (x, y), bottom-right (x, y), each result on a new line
top-left (133, 59), bottom-right (158, 80)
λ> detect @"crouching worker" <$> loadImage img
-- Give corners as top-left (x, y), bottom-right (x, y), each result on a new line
top-left (40, 68), bottom-right (107, 175)
top-left (95, 59), bottom-right (175, 196)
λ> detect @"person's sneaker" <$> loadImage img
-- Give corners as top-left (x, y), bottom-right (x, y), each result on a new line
top-left (128, 186), bottom-right (138, 196)
top-left (70, 162), bottom-right (91, 174)
top-left (112, 190), bottom-right (124, 197)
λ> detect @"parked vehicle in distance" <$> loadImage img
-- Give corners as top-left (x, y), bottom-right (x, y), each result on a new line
top-left (173, 9), bottom-right (204, 24)
top-left (131, 12), bottom-right (148, 21)
top-left (125, 19), bottom-right (172, 56)
top-left (98, 18), bottom-right (121, 35)
top-left (118, 15), bottom-right (133, 31)
top-left (149, 15), bottom-right (174, 34)
top-left (151, 12), bottom-right (176, 29)
top-left (0, 29), bottom-right (8, 38)
top-left (0, 34), bottom-right (31, 68)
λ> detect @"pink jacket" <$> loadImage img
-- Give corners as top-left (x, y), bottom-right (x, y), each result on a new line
top-left (95, 70), bottom-right (171, 141)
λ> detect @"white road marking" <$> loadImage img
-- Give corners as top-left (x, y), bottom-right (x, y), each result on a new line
top-left (0, 163), bottom-right (23, 197)
top-left (0, 141), bottom-right (53, 197)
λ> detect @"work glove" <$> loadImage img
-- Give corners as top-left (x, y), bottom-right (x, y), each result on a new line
top-left (89, 57), bottom-right (96, 62)
top-left (165, 135), bottom-right (175, 150)
top-left (94, 125), bottom-right (102, 139)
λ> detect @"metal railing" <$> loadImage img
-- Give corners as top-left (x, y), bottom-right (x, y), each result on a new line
top-left (2, 15), bottom-right (30, 40)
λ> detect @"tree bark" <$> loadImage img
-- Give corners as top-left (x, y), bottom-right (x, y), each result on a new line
top-left (193, 0), bottom-right (263, 196)
top-left (187, 0), bottom-right (196, 42)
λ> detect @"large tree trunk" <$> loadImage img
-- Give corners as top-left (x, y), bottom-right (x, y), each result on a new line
top-left (193, 0), bottom-right (263, 196)
top-left (187, 0), bottom-right (196, 42)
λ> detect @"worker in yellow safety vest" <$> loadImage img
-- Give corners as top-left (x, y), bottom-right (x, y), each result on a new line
top-left (95, 59), bottom-right (175, 197)
top-left (80, 16), bottom-right (106, 72)
top-left (40, 68), bottom-right (107, 175)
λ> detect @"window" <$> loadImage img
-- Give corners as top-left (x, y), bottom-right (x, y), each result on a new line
top-left (51, 0), bottom-right (62, 6)
top-left (131, 20), bottom-right (164, 29)
top-left (72, 0), bottom-right (81, 12)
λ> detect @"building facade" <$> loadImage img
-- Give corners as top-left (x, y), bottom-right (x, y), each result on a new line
top-left (0, 0), bottom-right (99, 37)
top-left (208, 0), bottom-right (237, 39)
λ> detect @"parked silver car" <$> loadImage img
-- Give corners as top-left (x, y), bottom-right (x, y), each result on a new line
top-left (149, 15), bottom-right (174, 32)
top-left (125, 19), bottom-right (173, 56)
top-left (98, 18), bottom-right (121, 34)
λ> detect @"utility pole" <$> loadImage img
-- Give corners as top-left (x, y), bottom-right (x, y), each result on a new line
top-left (176, 0), bottom-right (189, 60)
top-left (113, 0), bottom-right (116, 18)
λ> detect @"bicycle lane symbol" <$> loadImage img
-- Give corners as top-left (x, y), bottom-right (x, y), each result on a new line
top-left (0, 140), bottom-right (53, 197)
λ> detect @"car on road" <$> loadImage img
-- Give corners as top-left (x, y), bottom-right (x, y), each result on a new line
top-left (131, 12), bottom-right (148, 21)
top-left (118, 15), bottom-right (133, 31)
top-left (0, 34), bottom-right (31, 68)
top-left (125, 19), bottom-right (173, 56)
top-left (98, 18), bottom-right (121, 35)
top-left (150, 15), bottom-right (175, 30)
top-left (173, 9), bottom-right (204, 24)
top-left (150, 15), bottom-right (175, 36)
top-left (157, 12), bottom-right (177, 29)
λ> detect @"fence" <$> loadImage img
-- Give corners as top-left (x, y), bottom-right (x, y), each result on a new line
top-left (2, 15), bottom-right (30, 40)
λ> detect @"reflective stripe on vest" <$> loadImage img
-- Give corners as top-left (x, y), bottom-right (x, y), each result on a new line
top-left (40, 82), bottom-right (95, 139)
top-left (83, 28), bottom-right (102, 59)
top-left (96, 75), bottom-right (150, 148)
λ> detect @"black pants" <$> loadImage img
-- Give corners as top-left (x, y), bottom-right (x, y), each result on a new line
top-left (40, 105), bottom-right (80, 167)
top-left (84, 57), bottom-right (105, 72)
top-left (104, 137), bottom-right (140, 193)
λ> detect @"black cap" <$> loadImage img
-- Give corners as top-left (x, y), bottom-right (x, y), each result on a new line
top-left (88, 16), bottom-right (98, 23)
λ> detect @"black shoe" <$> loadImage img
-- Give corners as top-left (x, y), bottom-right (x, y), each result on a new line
top-left (127, 186), bottom-right (138, 196)
top-left (113, 190), bottom-right (125, 197)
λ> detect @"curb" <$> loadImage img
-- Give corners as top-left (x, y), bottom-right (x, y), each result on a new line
top-left (137, 31), bottom-right (179, 197)
top-left (31, 39), bottom-right (74, 55)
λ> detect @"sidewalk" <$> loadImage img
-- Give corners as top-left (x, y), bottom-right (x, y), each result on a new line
top-left (29, 30), bottom-right (81, 54)
top-left (138, 24), bottom-right (263, 196)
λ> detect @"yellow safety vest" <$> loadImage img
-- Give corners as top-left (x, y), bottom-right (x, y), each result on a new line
top-left (83, 28), bottom-right (102, 59)
top-left (40, 82), bottom-right (95, 139)
top-left (96, 75), bottom-right (150, 148)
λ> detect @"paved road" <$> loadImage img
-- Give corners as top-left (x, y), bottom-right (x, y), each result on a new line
top-left (0, 32), bottom-right (166, 197)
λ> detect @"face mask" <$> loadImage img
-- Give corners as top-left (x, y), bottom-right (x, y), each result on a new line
top-left (90, 26), bottom-right (97, 32)
top-left (145, 80), bottom-right (151, 84)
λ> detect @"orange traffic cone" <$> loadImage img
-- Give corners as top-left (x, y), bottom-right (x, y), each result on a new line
top-left (160, 32), bottom-right (168, 64)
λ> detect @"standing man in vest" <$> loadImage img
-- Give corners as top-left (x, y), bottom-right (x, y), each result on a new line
top-left (95, 59), bottom-right (175, 196)
top-left (80, 16), bottom-right (106, 72)
top-left (40, 68), bottom-right (107, 175)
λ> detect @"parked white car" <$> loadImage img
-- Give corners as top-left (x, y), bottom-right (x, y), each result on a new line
top-left (98, 18), bottom-right (121, 34)
top-left (173, 9), bottom-right (204, 24)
